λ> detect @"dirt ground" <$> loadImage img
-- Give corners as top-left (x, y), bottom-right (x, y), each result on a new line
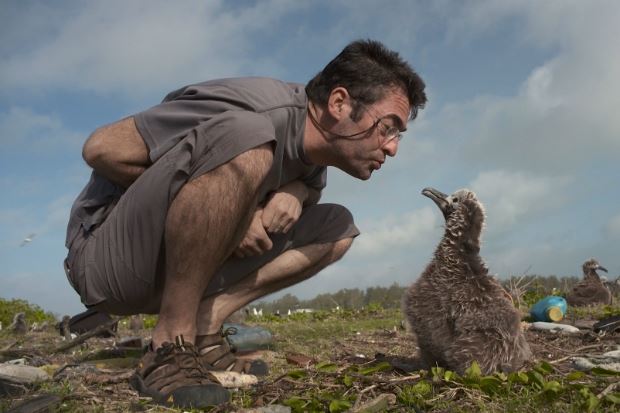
top-left (1, 315), bottom-right (618, 412)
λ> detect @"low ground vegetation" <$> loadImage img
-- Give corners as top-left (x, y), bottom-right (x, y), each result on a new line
top-left (0, 298), bottom-right (56, 328)
top-left (1, 278), bottom-right (619, 412)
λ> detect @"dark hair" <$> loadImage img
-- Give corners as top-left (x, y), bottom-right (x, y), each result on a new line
top-left (306, 39), bottom-right (427, 121)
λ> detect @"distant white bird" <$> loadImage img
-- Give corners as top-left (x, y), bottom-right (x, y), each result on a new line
top-left (20, 233), bottom-right (36, 247)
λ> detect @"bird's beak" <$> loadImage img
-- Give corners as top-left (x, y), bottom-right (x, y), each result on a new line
top-left (597, 265), bottom-right (608, 273)
top-left (422, 187), bottom-right (450, 216)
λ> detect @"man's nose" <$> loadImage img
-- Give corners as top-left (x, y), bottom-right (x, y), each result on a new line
top-left (382, 138), bottom-right (399, 157)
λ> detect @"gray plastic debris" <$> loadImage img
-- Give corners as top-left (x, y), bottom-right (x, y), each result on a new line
top-left (571, 348), bottom-right (620, 372)
top-left (223, 323), bottom-right (273, 352)
top-left (530, 321), bottom-right (580, 334)
top-left (0, 364), bottom-right (50, 383)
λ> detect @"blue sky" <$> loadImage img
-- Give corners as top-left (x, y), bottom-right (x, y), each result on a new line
top-left (1, 0), bottom-right (619, 316)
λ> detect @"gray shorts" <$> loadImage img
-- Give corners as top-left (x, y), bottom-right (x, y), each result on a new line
top-left (65, 137), bottom-right (359, 315)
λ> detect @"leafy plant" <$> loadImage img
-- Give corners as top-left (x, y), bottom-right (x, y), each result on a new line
top-left (0, 297), bottom-right (56, 327)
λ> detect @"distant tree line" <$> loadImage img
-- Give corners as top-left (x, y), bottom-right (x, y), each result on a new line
top-left (0, 298), bottom-right (57, 326)
top-left (254, 282), bottom-right (406, 314)
top-left (252, 275), bottom-right (600, 314)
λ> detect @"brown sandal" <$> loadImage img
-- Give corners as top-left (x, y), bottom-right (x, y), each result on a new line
top-left (130, 335), bottom-right (230, 408)
top-left (197, 327), bottom-right (269, 376)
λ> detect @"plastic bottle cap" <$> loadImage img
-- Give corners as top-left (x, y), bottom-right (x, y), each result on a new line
top-left (546, 306), bottom-right (563, 322)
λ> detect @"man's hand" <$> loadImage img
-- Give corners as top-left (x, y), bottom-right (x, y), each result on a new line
top-left (234, 208), bottom-right (273, 258)
top-left (261, 180), bottom-right (308, 234)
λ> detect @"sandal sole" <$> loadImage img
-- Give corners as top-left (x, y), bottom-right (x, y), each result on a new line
top-left (129, 374), bottom-right (230, 408)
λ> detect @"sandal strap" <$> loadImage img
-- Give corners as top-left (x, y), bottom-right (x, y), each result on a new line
top-left (201, 342), bottom-right (233, 365)
top-left (135, 335), bottom-right (225, 397)
top-left (196, 328), bottom-right (268, 375)
top-left (204, 349), bottom-right (247, 372)
top-left (198, 333), bottom-right (225, 348)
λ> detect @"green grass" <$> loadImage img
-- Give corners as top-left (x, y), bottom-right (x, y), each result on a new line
top-left (263, 308), bottom-right (402, 356)
top-left (230, 308), bottom-right (620, 413)
top-left (3, 306), bottom-right (619, 412)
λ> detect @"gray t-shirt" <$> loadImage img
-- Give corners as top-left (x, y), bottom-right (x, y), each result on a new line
top-left (66, 77), bottom-right (326, 248)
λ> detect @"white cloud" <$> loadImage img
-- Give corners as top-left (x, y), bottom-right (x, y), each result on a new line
top-left (520, 63), bottom-right (564, 113)
top-left (351, 207), bottom-right (439, 256)
top-left (0, 1), bottom-right (300, 100)
top-left (485, 242), bottom-right (556, 278)
top-left (0, 107), bottom-right (84, 151)
top-left (606, 214), bottom-right (620, 239)
top-left (469, 170), bottom-right (570, 234)
top-left (0, 271), bottom-right (84, 316)
top-left (2, 1), bottom-right (620, 310)
top-left (426, 2), bottom-right (620, 175)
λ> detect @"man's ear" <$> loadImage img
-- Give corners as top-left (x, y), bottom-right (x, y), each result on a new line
top-left (327, 87), bottom-right (353, 120)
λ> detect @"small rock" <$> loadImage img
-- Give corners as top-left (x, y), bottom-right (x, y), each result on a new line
top-left (116, 336), bottom-right (143, 349)
top-left (285, 353), bottom-right (315, 368)
top-left (603, 349), bottom-right (620, 358)
top-left (571, 319), bottom-right (597, 330)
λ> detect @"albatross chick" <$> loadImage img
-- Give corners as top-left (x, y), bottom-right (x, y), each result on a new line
top-left (402, 187), bottom-right (531, 375)
top-left (566, 259), bottom-right (612, 306)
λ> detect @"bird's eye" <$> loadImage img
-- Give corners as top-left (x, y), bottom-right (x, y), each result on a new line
top-left (452, 197), bottom-right (459, 203)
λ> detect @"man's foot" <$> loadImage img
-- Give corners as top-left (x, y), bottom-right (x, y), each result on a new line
top-left (130, 335), bottom-right (230, 408)
top-left (197, 327), bottom-right (269, 376)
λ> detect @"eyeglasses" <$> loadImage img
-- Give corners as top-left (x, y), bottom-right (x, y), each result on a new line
top-left (372, 117), bottom-right (403, 145)
top-left (308, 102), bottom-right (403, 145)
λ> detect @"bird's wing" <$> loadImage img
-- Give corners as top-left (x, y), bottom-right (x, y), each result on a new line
top-left (570, 282), bottom-right (607, 300)
top-left (19, 233), bottom-right (36, 246)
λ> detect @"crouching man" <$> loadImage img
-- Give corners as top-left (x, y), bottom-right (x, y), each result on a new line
top-left (64, 39), bottom-right (426, 408)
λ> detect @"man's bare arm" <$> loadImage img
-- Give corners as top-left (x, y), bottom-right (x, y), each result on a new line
top-left (261, 180), bottom-right (321, 234)
top-left (234, 207), bottom-right (273, 258)
top-left (82, 116), bottom-right (150, 188)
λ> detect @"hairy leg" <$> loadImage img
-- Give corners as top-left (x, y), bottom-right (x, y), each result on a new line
top-left (195, 237), bottom-right (354, 335)
top-left (152, 144), bottom-right (273, 348)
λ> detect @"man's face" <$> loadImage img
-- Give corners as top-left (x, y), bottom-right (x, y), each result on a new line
top-left (331, 88), bottom-right (410, 180)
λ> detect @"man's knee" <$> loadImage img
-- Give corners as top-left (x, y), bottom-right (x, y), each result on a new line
top-left (330, 237), bottom-right (354, 262)
top-left (295, 203), bottom-right (360, 246)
